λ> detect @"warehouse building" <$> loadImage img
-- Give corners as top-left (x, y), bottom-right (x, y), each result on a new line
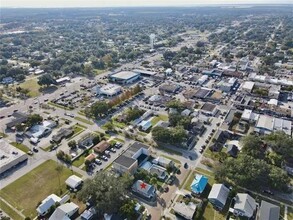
top-left (97, 84), bottom-right (122, 97)
top-left (109, 71), bottom-right (141, 84)
top-left (0, 140), bottom-right (28, 176)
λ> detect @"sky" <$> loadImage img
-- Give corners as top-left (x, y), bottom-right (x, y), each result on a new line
top-left (1, 0), bottom-right (292, 8)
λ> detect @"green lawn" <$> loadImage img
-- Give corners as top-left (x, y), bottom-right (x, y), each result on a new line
top-left (48, 102), bottom-right (71, 110)
top-left (75, 116), bottom-right (94, 125)
top-left (179, 170), bottom-right (192, 189)
top-left (160, 154), bottom-right (181, 165)
top-left (0, 160), bottom-right (80, 218)
top-left (0, 132), bottom-right (8, 138)
top-left (288, 207), bottom-right (293, 220)
top-left (0, 199), bottom-right (23, 220)
top-left (72, 154), bottom-right (86, 167)
top-left (157, 146), bottom-right (183, 156)
top-left (151, 114), bottom-right (168, 126)
top-left (10, 142), bottom-right (30, 153)
top-left (19, 78), bottom-right (40, 97)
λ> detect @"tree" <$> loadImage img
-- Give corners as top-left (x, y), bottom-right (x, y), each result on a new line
top-left (152, 126), bottom-right (171, 143)
top-left (120, 200), bottom-right (137, 220)
top-left (92, 135), bottom-right (100, 145)
top-left (78, 171), bottom-right (132, 214)
top-left (38, 74), bottom-right (57, 87)
top-left (68, 140), bottom-right (77, 149)
top-left (240, 134), bottom-right (264, 159)
top-left (27, 114), bottom-right (43, 127)
top-left (215, 154), bottom-right (290, 192)
top-left (126, 108), bottom-right (144, 122)
top-left (90, 101), bottom-right (110, 118)
top-left (149, 177), bottom-right (158, 186)
top-left (104, 121), bottom-right (114, 131)
top-left (166, 100), bottom-right (184, 111)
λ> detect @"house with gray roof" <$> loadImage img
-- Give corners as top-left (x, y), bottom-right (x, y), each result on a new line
top-left (208, 184), bottom-right (230, 210)
top-left (49, 202), bottom-right (79, 220)
top-left (233, 193), bottom-right (256, 218)
top-left (132, 180), bottom-right (156, 200)
top-left (259, 200), bottom-right (280, 220)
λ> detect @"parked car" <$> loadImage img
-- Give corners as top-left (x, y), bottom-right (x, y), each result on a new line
top-left (166, 175), bottom-right (176, 185)
top-left (101, 155), bottom-right (108, 161)
top-left (183, 194), bottom-right (192, 199)
top-left (109, 148), bottom-right (116, 153)
top-left (199, 148), bottom-right (204, 154)
top-left (262, 189), bottom-right (274, 195)
top-left (115, 142), bottom-right (122, 149)
top-left (33, 147), bottom-right (39, 153)
top-left (95, 159), bottom-right (102, 165)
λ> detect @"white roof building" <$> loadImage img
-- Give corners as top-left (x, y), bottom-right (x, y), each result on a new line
top-left (241, 109), bottom-right (259, 122)
top-left (255, 115), bottom-right (292, 136)
top-left (173, 202), bottom-right (197, 220)
top-left (98, 84), bottom-right (122, 96)
top-left (37, 194), bottom-right (62, 216)
top-left (0, 140), bottom-right (28, 175)
top-left (49, 202), bottom-right (79, 220)
top-left (65, 175), bottom-right (83, 189)
top-left (241, 81), bottom-right (255, 93)
top-left (233, 193), bottom-right (256, 218)
top-left (208, 184), bottom-right (230, 210)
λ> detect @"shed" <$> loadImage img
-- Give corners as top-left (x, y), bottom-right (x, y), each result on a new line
top-left (65, 175), bottom-right (83, 189)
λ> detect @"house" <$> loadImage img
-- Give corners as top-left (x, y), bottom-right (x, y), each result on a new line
top-left (233, 193), bottom-right (256, 218)
top-left (226, 144), bottom-right (239, 158)
top-left (93, 140), bottom-right (110, 154)
top-left (241, 109), bottom-right (259, 123)
top-left (241, 81), bottom-right (255, 93)
top-left (138, 119), bottom-right (152, 131)
top-left (52, 128), bottom-right (73, 143)
top-left (49, 202), bottom-right (79, 220)
top-left (36, 194), bottom-right (62, 216)
top-left (190, 174), bottom-right (208, 195)
top-left (259, 201), bottom-right (280, 220)
top-left (208, 184), bottom-right (230, 210)
top-left (140, 161), bottom-right (168, 181)
top-left (113, 142), bottom-right (150, 174)
top-left (65, 175), bottom-right (83, 190)
top-left (152, 156), bottom-right (175, 168)
top-left (200, 103), bottom-right (218, 116)
top-left (80, 207), bottom-right (96, 220)
top-left (181, 109), bottom-right (191, 116)
top-left (85, 154), bottom-right (96, 162)
top-left (132, 180), bottom-right (156, 200)
top-left (1, 77), bottom-right (14, 84)
top-left (191, 121), bottom-right (206, 136)
top-left (159, 83), bottom-right (180, 94)
top-left (173, 202), bottom-right (197, 220)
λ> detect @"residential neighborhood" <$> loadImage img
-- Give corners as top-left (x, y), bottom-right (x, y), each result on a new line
top-left (0, 4), bottom-right (292, 220)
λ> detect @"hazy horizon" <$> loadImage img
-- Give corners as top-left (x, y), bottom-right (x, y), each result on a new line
top-left (1, 0), bottom-right (293, 8)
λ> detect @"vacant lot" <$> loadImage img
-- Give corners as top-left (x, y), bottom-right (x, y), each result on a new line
top-left (19, 78), bottom-right (40, 97)
top-left (0, 160), bottom-right (80, 218)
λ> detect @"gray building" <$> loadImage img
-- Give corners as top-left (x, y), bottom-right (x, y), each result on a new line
top-left (208, 184), bottom-right (230, 210)
top-left (259, 201), bottom-right (280, 220)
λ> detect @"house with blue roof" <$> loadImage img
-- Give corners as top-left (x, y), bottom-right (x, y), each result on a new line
top-left (190, 174), bottom-right (208, 195)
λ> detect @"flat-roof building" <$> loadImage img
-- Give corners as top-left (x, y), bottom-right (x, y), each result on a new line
top-left (109, 71), bottom-right (140, 84)
top-left (132, 69), bottom-right (157, 77)
top-left (0, 140), bottom-right (28, 176)
top-left (255, 115), bottom-right (292, 136)
top-left (97, 84), bottom-right (122, 97)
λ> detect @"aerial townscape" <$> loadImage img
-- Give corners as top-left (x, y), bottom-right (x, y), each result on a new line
top-left (0, 3), bottom-right (292, 220)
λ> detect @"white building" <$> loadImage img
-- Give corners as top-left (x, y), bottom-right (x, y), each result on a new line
top-left (241, 109), bottom-right (259, 123)
top-left (198, 75), bottom-right (208, 85)
top-left (65, 175), bottom-right (83, 190)
top-left (49, 202), bottom-right (79, 220)
top-left (37, 194), bottom-right (62, 216)
top-left (255, 115), bottom-right (292, 136)
top-left (0, 140), bottom-right (28, 175)
top-left (268, 85), bottom-right (280, 99)
top-left (241, 81), bottom-right (255, 93)
top-left (97, 84), bottom-right (122, 97)
top-left (218, 77), bottom-right (237, 92)
top-left (233, 193), bottom-right (256, 218)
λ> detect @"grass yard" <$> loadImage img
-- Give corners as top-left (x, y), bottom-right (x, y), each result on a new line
top-left (67, 125), bottom-right (85, 140)
top-left (179, 170), bottom-right (192, 189)
top-left (72, 154), bottom-right (86, 167)
top-left (10, 142), bottom-right (30, 153)
top-left (0, 160), bottom-right (80, 218)
top-left (48, 101), bottom-right (71, 110)
top-left (74, 116), bottom-right (94, 125)
top-left (0, 199), bottom-right (23, 220)
top-left (160, 154), bottom-right (181, 165)
top-left (157, 146), bottom-right (183, 156)
top-left (19, 78), bottom-right (40, 97)
top-left (151, 114), bottom-right (168, 126)
top-left (0, 132), bottom-right (8, 138)
top-left (288, 207), bottom-right (293, 220)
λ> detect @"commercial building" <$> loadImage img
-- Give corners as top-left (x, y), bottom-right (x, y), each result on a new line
top-left (241, 81), bottom-right (255, 93)
top-left (113, 142), bottom-right (150, 175)
top-left (208, 184), bottom-right (230, 210)
top-left (0, 140), bottom-right (28, 176)
top-left (109, 71), bottom-right (140, 84)
top-left (217, 77), bottom-right (237, 92)
top-left (133, 69), bottom-right (157, 77)
top-left (97, 84), bottom-right (122, 97)
top-left (93, 140), bottom-right (110, 154)
top-left (159, 83), bottom-right (181, 94)
top-left (200, 102), bottom-right (218, 116)
top-left (255, 115), bottom-right (292, 136)
top-left (240, 109), bottom-right (259, 123)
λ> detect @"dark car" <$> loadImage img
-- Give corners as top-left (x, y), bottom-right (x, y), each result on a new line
top-left (262, 189), bottom-right (274, 195)
top-left (184, 163), bottom-right (188, 169)
top-left (183, 194), bottom-right (192, 199)
top-left (166, 175), bottom-right (176, 185)
top-left (33, 147), bottom-right (39, 153)
top-left (199, 148), bottom-right (204, 154)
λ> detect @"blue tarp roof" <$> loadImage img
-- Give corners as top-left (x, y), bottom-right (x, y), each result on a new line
top-left (190, 174), bottom-right (208, 194)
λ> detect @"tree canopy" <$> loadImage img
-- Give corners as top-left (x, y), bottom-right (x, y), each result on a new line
top-left (78, 171), bottom-right (133, 214)
top-left (37, 73), bottom-right (57, 87)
